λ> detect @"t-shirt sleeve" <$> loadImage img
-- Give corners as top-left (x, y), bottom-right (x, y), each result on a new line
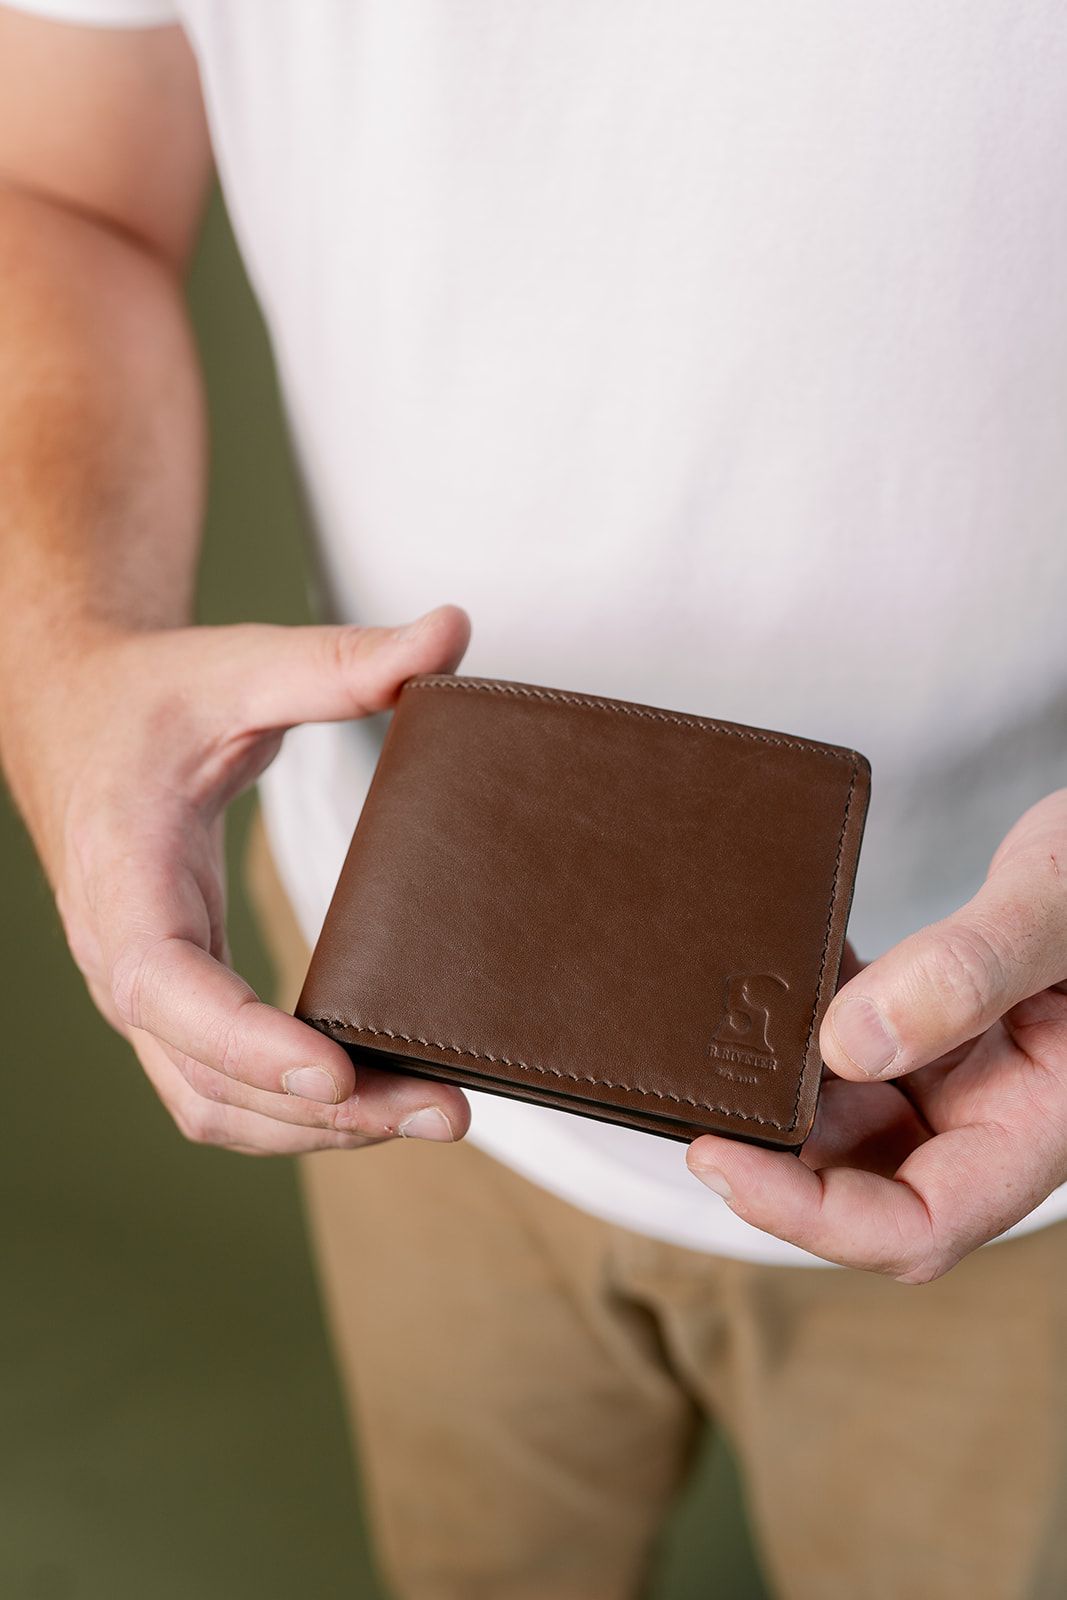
top-left (0, 0), bottom-right (178, 25)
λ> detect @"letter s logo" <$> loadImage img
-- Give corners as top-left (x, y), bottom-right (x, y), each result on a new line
top-left (711, 974), bottom-right (789, 1057)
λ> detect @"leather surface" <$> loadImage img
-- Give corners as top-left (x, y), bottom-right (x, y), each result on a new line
top-left (296, 675), bottom-right (871, 1150)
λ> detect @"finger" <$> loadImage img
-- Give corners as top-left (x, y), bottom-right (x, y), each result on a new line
top-left (210, 605), bottom-right (471, 733)
top-left (688, 1064), bottom-right (1067, 1282)
top-left (95, 845), bottom-right (350, 1103)
top-left (122, 937), bottom-right (471, 1134)
top-left (97, 837), bottom-right (471, 1130)
top-left (686, 1133), bottom-right (933, 1274)
top-left (134, 1034), bottom-right (377, 1156)
top-left (801, 1076), bottom-right (931, 1176)
top-left (162, 1037), bottom-right (472, 1143)
top-left (819, 849), bottom-right (1067, 1083)
top-left (114, 925), bottom-right (356, 1102)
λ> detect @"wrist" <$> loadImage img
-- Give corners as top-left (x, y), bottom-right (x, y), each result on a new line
top-left (0, 619), bottom-right (164, 878)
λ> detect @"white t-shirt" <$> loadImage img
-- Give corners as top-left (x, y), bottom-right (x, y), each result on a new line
top-left (15, 0), bottom-right (1067, 1263)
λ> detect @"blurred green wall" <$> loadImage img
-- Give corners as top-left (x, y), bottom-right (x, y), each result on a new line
top-left (0, 191), bottom-right (768, 1600)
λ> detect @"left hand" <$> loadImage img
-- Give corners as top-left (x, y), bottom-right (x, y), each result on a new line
top-left (687, 789), bottom-right (1067, 1281)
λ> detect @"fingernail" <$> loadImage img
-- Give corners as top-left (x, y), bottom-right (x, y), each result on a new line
top-left (830, 995), bottom-right (900, 1077)
top-left (398, 1106), bottom-right (455, 1142)
top-left (283, 1066), bottom-right (340, 1104)
top-left (700, 1169), bottom-right (734, 1204)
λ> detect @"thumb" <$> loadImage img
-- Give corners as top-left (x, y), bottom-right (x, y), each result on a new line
top-left (820, 855), bottom-right (1067, 1082)
top-left (217, 604), bottom-right (471, 731)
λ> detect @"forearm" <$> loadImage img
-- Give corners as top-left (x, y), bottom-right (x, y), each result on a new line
top-left (0, 180), bottom-right (206, 858)
top-left (0, 16), bottom-right (467, 1154)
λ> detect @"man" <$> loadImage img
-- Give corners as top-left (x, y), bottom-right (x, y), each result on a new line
top-left (2, 3), bottom-right (1067, 1596)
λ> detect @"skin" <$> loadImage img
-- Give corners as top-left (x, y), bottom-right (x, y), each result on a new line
top-left (2, 16), bottom-right (1065, 1271)
top-left (688, 797), bottom-right (1067, 1282)
top-left (0, 11), bottom-right (471, 1154)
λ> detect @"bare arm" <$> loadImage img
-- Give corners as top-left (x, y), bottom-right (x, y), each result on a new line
top-left (0, 13), bottom-right (211, 862)
top-left (0, 10), bottom-right (470, 1153)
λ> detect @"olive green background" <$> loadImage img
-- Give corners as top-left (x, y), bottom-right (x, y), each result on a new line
top-left (0, 192), bottom-right (769, 1600)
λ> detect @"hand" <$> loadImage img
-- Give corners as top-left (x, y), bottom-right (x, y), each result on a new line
top-left (9, 606), bottom-right (473, 1155)
top-left (687, 790), bottom-right (1067, 1281)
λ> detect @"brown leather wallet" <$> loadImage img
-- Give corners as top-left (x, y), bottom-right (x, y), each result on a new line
top-left (296, 674), bottom-right (870, 1150)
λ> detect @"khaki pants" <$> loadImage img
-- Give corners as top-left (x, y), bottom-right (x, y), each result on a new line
top-left (245, 807), bottom-right (1067, 1600)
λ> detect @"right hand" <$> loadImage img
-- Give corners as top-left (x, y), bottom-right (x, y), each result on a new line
top-left (5, 604), bottom-right (473, 1155)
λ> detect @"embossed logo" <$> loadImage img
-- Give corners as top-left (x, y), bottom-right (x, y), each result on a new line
top-left (709, 974), bottom-right (789, 1082)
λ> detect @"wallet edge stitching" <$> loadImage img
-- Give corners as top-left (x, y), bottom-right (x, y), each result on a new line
top-left (786, 758), bottom-right (860, 1133)
top-left (305, 754), bottom-right (857, 1134)
top-left (407, 676), bottom-right (861, 766)
top-left (304, 1016), bottom-right (797, 1127)
top-left (305, 685), bottom-right (862, 1133)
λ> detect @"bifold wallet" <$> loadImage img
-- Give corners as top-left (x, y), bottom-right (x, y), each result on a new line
top-left (296, 674), bottom-right (871, 1151)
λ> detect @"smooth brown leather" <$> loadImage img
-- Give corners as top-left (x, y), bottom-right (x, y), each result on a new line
top-left (296, 674), bottom-right (871, 1151)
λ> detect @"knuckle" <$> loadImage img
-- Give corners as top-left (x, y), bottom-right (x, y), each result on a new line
top-left (893, 1246), bottom-right (953, 1286)
top-left (217, 995), bottom-right (256, 1080)
top-left (296, 1099), bottom-right (356, 1135)
top-left (173, 1098), bottom-right (221, 1147)
top-left (324, 624), bottom-right (366, 678)
top-left (923, 921), bottom-right (1006, 1021)
top-left (311, 1101), bottom-right (346, 1131)
top-left (109, 941), bottom-right (152, 1028)
top-left (182, 1056), bottom-right (232, 1103)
